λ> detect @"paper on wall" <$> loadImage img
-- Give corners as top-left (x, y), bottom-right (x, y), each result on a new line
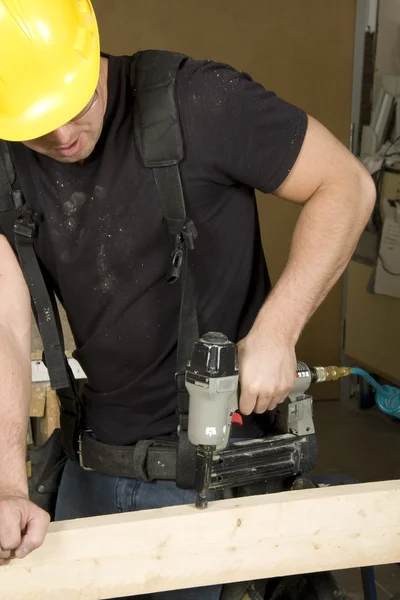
top-left (373, 210), bottom-right (400, 299)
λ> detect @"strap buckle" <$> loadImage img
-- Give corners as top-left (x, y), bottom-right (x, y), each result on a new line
top-left (14, 206), bottom-right (36, 238)
top-left (182, 219), bottom-right (197, 250)
top-left (168, 239), bottom-right (184, 283)
top-left (168, 219), bottom-right (198, 284)
top-left (77, 430), bottom-right (93, 471)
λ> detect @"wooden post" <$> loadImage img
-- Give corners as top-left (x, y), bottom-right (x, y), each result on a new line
top-left (2, 480), bottom-right (400, 599)
top-left (38, 388), bottom-right (60, 444)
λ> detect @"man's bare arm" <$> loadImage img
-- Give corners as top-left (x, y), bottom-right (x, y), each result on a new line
top-left (0, 236), bottom-right (49, 563)
top-left (239, 115), bottom-right (376, 414)
top-left (0, 236), bottom-right (31, 492)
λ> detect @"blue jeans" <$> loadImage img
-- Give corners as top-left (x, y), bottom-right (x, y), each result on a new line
top-left (55, 459), bottom-right (222, 600)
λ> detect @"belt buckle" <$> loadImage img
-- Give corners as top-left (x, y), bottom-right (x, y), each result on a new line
top-left (77, 430), bottom-right (93, 471)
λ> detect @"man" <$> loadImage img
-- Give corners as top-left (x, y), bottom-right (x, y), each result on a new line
top-left (0, 1), bottom-right (375, 599)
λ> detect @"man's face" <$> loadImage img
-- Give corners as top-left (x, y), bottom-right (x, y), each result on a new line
top-left (21, 59), bottom-right (108, 163)
top-left (21, 90), bottom-right (105, 163)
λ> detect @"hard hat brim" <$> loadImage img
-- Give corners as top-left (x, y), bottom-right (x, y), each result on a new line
top-left (0, 46), bottom-right (100, 142)
top-left (0, 0), bottom-right (101, 143)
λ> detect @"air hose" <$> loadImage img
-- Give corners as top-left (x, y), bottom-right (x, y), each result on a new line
top-left (312, 365), bottom-right (400, 420)
top-left (351, 368), bottom-right (400, 419)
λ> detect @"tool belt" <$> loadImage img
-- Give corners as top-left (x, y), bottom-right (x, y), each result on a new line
top-left (77, 431), bottom-right (179, 481)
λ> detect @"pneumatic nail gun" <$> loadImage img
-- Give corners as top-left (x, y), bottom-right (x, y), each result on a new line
top-left (185, 332), bottom-right (351, 508)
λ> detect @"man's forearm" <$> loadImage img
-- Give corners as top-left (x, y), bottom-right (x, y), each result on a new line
top-left (0, 325), bottom-right (31, 496)
top-left (238, 117), bottom-right (376, 416)
top-left (254, 174), bottom-right (375, 344)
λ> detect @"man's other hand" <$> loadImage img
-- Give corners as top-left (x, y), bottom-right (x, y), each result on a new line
top-left (237, 328), bottom-right (297, 415)
top-left (0, 494), bottom-right (50, 564)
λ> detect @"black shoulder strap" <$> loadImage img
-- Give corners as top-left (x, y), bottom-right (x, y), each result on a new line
top-left (0, 140), bottom-right (23, 246)
top-left (132, 49), bottom-right (186, 169)
top-left (131, 50), bottom-right (199, 488)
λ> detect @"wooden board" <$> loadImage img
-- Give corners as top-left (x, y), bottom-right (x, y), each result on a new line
top-left (29, 383), bottom-right (47, 418)
top-left (2, 480), bottom-right (400, 599)
top-left (37, 389), bottom-right (60, 445)
top-left (28, 383), bottom-right (62, 447)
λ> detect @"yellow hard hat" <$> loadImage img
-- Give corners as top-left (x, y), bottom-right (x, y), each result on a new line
top-left (0, 0), bottom-right (100, 142)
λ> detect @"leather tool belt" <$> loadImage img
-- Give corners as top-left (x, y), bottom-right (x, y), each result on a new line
top-left (77, 431), bottom-right (178, 481)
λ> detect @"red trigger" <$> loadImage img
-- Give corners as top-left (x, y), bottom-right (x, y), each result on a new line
top-left (231, 412), bottom-right (243, 426)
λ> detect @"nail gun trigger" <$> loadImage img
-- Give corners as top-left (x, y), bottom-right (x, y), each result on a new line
top-left (231, 412), bottom-right (243, 426)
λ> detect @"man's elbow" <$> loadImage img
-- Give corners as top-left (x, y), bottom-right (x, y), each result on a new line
top-left (348, 158), bottom-right (376, 225)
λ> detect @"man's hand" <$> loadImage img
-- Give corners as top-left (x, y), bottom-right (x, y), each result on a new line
top-left (238, 326), bottom-right (297, 415)
top-left (0, 493), bottom-right (50, 565)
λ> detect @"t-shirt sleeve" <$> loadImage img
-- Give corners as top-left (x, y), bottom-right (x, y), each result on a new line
top-left (180, 60), bottom-right (308, 194)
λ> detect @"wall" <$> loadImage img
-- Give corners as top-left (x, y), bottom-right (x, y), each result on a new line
top-left (34, 0), bottom-right (358, 398)
top-left (344, 0), bottom-right (400, 385)
top-left (374, 0), bottom-right (400, 99)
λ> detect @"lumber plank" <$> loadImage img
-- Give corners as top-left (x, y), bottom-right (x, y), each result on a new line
top-left (2, 480), bottom-right (400, 599)
top-left (38, 388), bottom-right (60, 443)
top-left (29, 383), bottom-right (47, 418)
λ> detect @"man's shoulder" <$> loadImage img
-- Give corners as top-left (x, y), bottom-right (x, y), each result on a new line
top-left (178, 54), bottom-right (254, 91)
top-left (105, 49), bottom-right (255, 98)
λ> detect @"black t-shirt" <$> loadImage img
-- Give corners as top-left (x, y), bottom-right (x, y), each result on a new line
top-left (9, 54), bottom-right (307, 445)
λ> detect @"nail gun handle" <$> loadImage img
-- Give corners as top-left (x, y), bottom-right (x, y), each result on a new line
top-left (187, 375), bottom-right (239, 449)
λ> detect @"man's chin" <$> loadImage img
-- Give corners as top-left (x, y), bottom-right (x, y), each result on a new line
top-left (50, 142), bottom-right (95, 164)
top-left (51, 152), bottom-right (88, 164)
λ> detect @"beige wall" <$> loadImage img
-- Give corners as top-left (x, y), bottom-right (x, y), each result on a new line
top-left (342, 1), bottom-right (400, 387)
top-left (35, 1), bottom-right (358, 398)
top-left (374, 0), bottom-right (400, 101)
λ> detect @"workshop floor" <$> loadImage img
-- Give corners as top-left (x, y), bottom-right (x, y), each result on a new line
top-left (312, 400), bottom-right (400, 600)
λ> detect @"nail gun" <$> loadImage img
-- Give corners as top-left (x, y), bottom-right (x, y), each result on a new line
top-left (185, 332), bottom-right (351, 509)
